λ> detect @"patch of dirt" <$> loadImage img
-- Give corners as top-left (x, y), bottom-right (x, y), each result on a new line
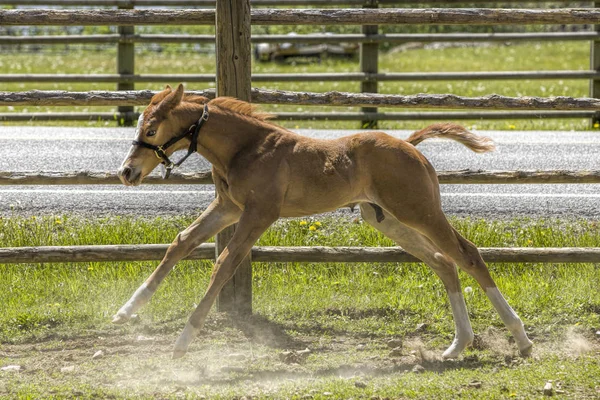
top-left (1, 317), bottom-right (599, 398)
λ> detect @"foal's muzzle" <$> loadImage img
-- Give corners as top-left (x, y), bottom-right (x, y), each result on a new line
top-left (118, 165), bottom-right (141, 186)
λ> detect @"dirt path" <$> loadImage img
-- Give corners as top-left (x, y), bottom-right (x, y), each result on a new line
top-left (1, 315), bottom-right (598, 399)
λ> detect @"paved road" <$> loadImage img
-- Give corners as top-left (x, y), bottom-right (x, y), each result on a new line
top-left (0, 126), bottom-right (599, 219)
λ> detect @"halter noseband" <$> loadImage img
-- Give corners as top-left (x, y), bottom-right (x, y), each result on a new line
top-left (131, 104), bottom-right (209, 179)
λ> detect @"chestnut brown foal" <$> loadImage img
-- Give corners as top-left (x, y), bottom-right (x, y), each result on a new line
top-left (116, 84), bottom-right (533, 359)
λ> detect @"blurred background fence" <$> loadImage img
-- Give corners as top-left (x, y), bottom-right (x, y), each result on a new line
top-left (1, 0), bottom-right (600, 127)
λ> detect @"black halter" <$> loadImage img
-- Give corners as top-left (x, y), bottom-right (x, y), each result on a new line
top-left (132, 104), bottom-right (209, 179)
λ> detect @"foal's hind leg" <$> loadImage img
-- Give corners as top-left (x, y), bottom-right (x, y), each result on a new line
top-left (446, 225), bottom-right (533, 356)
top-left (112, 197), bottom-right (242, 324)
top-left (393, 210), bottom-right (533, 357)
top-left (360, 204), bottom-right (474, 358)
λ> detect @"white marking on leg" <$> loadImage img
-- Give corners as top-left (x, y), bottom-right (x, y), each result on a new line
top-left (442, 292), bottom-right (475, 359)
top-left (172, 321), bottom-right (199, 359)
top-left (112, 283), bottom-right (154, 324)
top-left (486, 287), bottom-right (533, 356)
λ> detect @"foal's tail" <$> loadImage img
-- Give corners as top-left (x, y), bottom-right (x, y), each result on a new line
top-left (405, 123), bottom-right (495, 153)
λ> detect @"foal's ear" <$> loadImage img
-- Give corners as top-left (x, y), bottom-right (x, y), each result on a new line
top-left (155, 84), bottom-right (184, 117)
top-left (150, 85), bottom-right (173, 105)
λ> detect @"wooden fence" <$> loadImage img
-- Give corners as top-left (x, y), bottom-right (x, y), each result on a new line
top-left (2, 3), bottom-right (600, 312)
top-left (1, 1), bottom-right (600, 125)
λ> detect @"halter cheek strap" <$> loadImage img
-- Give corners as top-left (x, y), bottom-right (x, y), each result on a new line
top-left (131, 103), bottom-right (209, 179)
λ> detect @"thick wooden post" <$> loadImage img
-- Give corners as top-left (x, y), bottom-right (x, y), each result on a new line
top-left (360, 0), bottom-right (378, 129)
top-left (591, 1), bottom-right (600, 126)
top-left (215, 0), bottom-right (253, 315)
top-left (117, 3), bottom-right (134, 126)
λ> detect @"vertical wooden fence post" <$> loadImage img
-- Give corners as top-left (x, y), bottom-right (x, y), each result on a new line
top-left (215, 0), bottom-right (253, 315)
top-left (591, 1), bottom-right (600, 127)
top-left (360, 0), bottom-right (379, 129)
top-left (117, 3), bottom-right (134, 127)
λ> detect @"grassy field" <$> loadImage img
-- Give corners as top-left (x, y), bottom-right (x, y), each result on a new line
top-left (0, 215), bottom-right (599, 398)
top-left (0, 40), bottom-right (594, 130)
top-left (1, 39), bottom-right (599, 399)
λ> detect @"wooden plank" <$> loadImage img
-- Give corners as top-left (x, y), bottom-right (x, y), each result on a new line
top-left (591, 1), bottom-right (600, 126)
top-left (250, 90), bottom-right (600, 110)
top-left (0, 0), bottom-right (369, 6)
top-left (0, 244), bottom-right (216, 264)
top-left (2, 170), bottom-right (600, 186)
top-left (0, 110), bottom-right (592, 121)
top-left (2, 9), bottom-right (600, 27)
top-left (3, 32), bottom-right (599, 46)
top-left (251, 246), bottom-right (600, 264)
top-left (251, 8), bottom-right (600, 26)
top-left (0, 110), bottom-right (595, 122)
top-left (0, 0), bottom-right (581, 5)
top-left (215, 0), bottom-right (253, 315)
top-left (2, 244), bottom-right (600, 265)
top-left (0, 112), bottom-right (137, 121)
top-left (435, 169), bottom-right (600, 184)
top-left (0, 34), bottom-right (122, 45)
top-left (360, 0), bottom-right (378, 129)
top-left (0, 89), bottom-right (214, 106)
top-left (0, 171), bottom-right (214, 185)
top-left (251, 31), bottom-right (600, 43)
top-left (0, 9), bottom-right (216, 26)
top-left (270, 111), bottom-right (595, 120)
top-left (4, 70), bottom-right (600, 83)
top-left (117, 3), bottom-right (135, 126)
top-left (5, 89), bottom-right (600, 110)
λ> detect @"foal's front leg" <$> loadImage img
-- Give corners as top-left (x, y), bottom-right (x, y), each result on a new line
top-left (112, 198), bottom-right (242, 324)
top-left (172, 204), bottom-right (279, 359)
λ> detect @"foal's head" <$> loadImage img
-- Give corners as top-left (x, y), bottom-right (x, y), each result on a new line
top-left (118, 84), bottom-right (206, 186)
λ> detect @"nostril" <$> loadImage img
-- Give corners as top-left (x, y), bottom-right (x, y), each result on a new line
top-left (119, 166), bottom-right (132, 181)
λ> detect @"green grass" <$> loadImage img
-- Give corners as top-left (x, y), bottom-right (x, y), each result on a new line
top-left (0, 40), bottom-right (595, 130)
top-left (0, 215), bottom-right (599, 398)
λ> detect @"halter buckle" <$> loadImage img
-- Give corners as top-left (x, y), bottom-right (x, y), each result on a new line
top-left (159, 163), bottom-right (173, 179)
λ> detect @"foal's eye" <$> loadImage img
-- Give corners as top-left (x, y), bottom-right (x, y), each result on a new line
top-left (146, 130), bottom-right (157, 137)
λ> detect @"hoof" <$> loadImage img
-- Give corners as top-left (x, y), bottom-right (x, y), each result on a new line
top-left (172, 349), bottom-right (187, 359)
top-left (111, 313), bottom-right (130, 324)
top-left (442, 336), bottom-right (473, 360)
top-left (519, 341), bottom-right (533, 357)
top-left (442, 348), bottom-right (461, 360)
top-left (172, 322), bottom-right (197, 360)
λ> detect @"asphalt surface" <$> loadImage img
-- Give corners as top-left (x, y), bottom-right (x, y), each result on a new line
top-left (0, 126), bottom-right (599, 219)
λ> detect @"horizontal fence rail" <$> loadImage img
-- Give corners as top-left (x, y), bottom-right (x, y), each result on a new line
top-left (248, 32), bottom-right (600, 44)
top-left (1, 111), bottom-right (595, 121)
top-left (2, 244), bottom-right (600, 264)
top-left (2, 170), bottom-right (600, 185)
top-left (3, 32), bottom-right (600, 46)
top-left (3, 89), bottom-right (600, 110)
top-left (261, 111), bottom-right (597, 120)
top-left (1, 71), bottom-right (599, 83)
top-left (0, 0), bottom-right (582, 5)
top-left (2, 9), bottom-right (600, 26)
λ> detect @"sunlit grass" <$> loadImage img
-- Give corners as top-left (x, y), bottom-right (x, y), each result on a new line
top-left (1, 215), bottom-right (599, 398)
top-left (0, 41), bottom-right (595, 130)
top-left (1, 215), bottom-right (599, 344)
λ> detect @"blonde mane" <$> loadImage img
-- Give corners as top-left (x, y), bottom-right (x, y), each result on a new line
top-left (208, 97), bottom-right (273, 121)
